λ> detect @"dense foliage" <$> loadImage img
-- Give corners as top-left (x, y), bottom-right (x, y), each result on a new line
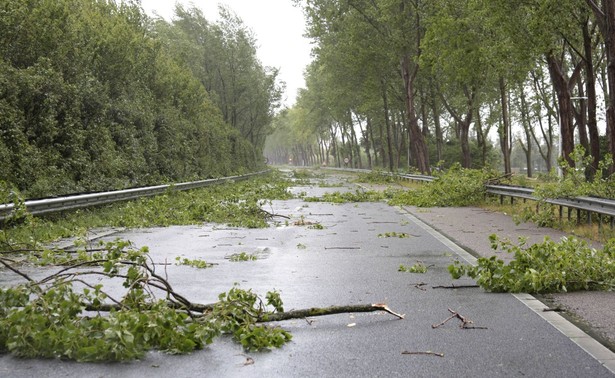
top-left (0, 0), bottom-right (280, 198)
top-left (449, 235), bottom-right (615, 293)
top-left (389, 163), bottom-right (497, 207)
top-left (0, 172), bottom-right (294, 250)
top-left (274, 0), bottom-right (615, 180)
top-left (0, 240), bottom-right (291, 361)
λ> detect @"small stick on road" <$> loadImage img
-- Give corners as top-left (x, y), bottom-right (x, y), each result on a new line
top-left (401, 351), bottom-right (444, 357)
top-left (264, 303), bottom-right (405, 321)
top-left (432, 284), bottom-right (480, 289)
top-left (432, 308), bottom-right (486, 329)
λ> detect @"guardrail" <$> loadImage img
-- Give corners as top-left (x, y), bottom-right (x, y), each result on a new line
top-left (485, 184), bottom-right (615, 228)
top-left (0, 170), bottom-right (269, 221)
top-left (324, 167), bottom-right (615, 228)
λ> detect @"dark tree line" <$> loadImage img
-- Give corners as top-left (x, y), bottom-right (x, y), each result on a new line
top-left (0, 0), bottom-right (281, 197)
top-left (270, 0), bottom-right (615, 179)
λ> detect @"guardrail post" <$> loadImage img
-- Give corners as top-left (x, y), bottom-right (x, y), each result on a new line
top-left (577, 208), bottom-right (581, 225)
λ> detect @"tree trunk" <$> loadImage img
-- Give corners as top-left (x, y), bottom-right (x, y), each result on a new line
top-left (368, 117), bottom-right (379, 167)
top-left (519, 86), bottom-right (533, 177)
top-left (603, 0), bottom-right (615, 174)
top-left (357, 115), bottom-right (372, 169)
top-left (499, 77), bottom-right (512, 175)
top-left (546, 53), bottom-right (575, 168)
top-left (429, 80), bottom-right (443, 163)
top-left (381, 78), bottom-right (395, 172)
top-left (585, 0), bottom-right (615, 174)
top-left (401, 56), bottom-right (430, 174)
top-left (530, 70), bottom-right (556, 173)
top-left (475, 107), bottom-right (488, 167)
top-left (350, 117), bottom-right (362, 169)
top-left (583, 19), bottom-right (602, 178)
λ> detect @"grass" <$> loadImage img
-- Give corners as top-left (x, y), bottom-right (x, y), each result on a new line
top-left (0, 172), bottom-right (295, 250)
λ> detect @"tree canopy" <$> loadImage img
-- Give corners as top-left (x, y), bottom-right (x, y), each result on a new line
top-left (272, 0), bottom-right (615, 179)
top-left (0, 0), bottom-right (281, 197)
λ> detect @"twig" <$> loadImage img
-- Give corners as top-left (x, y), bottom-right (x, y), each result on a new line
top-left (263, 303), bottom-right (405, 322)
top-left (259, 208), bottom-right (290, 219)
top-left (401, 351), bottom-right (444, 357)
top-left (0, 258), bottom-right (33, 281)
top-left (85, 302), bottom-right (406, 322)
top-left (432, 284), bottom-right (480, 289)
top-left (432, 308), bottom-right (486, 329)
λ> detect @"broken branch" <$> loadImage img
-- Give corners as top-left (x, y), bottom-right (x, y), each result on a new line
top-left (432, 308), bottom-right (485, 329)
top-left (263, 303), bottom-right (405, 321)
top-left (401, 351), bottom-right (444, 357)
top-left (432, 284), bottom-right (480, 289)
top-left (86, 302), bottom-right (405, 321)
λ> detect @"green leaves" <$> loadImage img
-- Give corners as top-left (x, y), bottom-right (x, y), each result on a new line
top-left (0, 0), bottom-right (276, 199)
top-left (389, 163), bottom-right (495, 207)
top-left (212, 285), bottom-right (292, 351)
top-left (0, 240), bottom-right (293, 361)
top-left (399, 262), bottom-right (428, 273)
top-left (449, 235), bottom-right (615, 293)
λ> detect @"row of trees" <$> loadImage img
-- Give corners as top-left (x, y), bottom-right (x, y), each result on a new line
top-left (0, 0), bottom-right (280, 197)
top-left (266, 0), bottom-right (615, 179)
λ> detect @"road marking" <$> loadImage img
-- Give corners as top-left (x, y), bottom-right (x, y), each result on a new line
top-left (401, 207), bottom-right (615, 374)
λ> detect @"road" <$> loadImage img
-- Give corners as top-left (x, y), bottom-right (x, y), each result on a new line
top-left (1, 172), bottom-right (613, 377)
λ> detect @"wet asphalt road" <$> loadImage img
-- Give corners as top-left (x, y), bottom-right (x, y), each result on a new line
top-left (1, 174), bottom-right (613, 377)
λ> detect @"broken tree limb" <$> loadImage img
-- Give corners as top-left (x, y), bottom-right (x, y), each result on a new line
top-left (262, 303), bottom-right (405, 321)
top-left (432, 308), bottom-right (486, 329)
top-left (401, 351), bottom-right (444, 357)
top-left (86, 302), bottom-right (405, 321)
top-left (432, 284), bottom-right (480, 289)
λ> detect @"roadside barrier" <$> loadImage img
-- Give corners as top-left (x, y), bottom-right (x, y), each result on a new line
top-left (0, 170), bottom-right (269, 221)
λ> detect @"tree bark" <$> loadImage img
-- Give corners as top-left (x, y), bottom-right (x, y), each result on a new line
top-left (499, 77), bottom-right (512, 175)
top-left (546, 53), bottom-right (576, 168)
top-left (583, 18), bottom-right (602, 177)
top-left (585, 0), bottom-right (615, 173)
top-left (401, 56), bottom-right (430, 174)
top-left (381, 78), bottom-right (396, 172)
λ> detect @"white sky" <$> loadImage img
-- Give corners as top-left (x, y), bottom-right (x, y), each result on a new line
top-left (139, 0), bottom-right (312, 107)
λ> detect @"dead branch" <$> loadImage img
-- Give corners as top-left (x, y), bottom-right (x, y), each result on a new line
top-left (85, 302), bottom-right (405, 321)
top-left (432, 308), bottom-right (486, 329)
top-left (432, 284), bottom-right (480, 289)
top-left (401, 351), bottom-right (444, 357)
top-left (0, 247), bottom-right (109, 255)
top-left (259, 208), bottom-right (290, 219)
top-left (0, 258), bottom-right (33, 281)
top-left (262, 303), bottom-right (405, 322)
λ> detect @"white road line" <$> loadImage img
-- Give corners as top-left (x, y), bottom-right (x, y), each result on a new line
top-left (401, 207), bottom-right (615, 375)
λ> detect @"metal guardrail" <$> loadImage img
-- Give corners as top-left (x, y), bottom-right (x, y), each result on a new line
top-left (486, 185), bottom-right (615, 228)
top-left (324, 167), bottom-right (615, 228)
top-left (0, 170), bottom-right (269, 221)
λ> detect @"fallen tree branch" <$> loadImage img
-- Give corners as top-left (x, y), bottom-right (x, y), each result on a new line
top-left (263, 303), bottom-right (405, 321)
top-left (432, 308), bottom-right (486, 329)
top-left (0, 258), bottom-right (33, 281)
top-left (86, 302), bottom-right (406, 321)
top-left (401, 351), bottom-right (444, 357)
top-left (432, 284), bottom-right (480, 289)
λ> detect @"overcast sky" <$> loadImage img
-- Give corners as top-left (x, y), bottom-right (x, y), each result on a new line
top-left (139, 0), bottom-right (312, 107)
